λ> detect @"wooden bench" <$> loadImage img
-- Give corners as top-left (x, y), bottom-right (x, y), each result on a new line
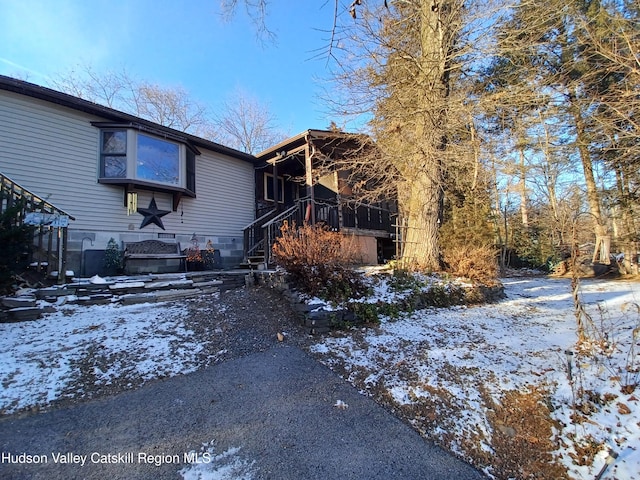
top-left (123, 240), bottom-right (187, 274)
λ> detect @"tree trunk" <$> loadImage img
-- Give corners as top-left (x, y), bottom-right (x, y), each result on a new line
top-left (614, 164), bottom-right (638, 274)
top-left (518, 146), bottom-right (529, 229)
top-left (397, 0), bottom-right (454, 271)
top-left (537, 112), bottom-right (565, 247)
top-left (569, 92), bottom-right (609, 264)
top-left (400, 170), bottom-right (442, 271)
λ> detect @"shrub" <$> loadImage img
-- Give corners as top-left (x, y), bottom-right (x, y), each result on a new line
top-left (0, 199), bottom-right (33, 292)
top-left (346, 301), bottom-right (380, 325)
top-left (103, 238), bottom-right (123, 274)
top-left (443, 244), bottom-right (499, 284)
top-left (388, 269), bottom-right (425, 293)
top-left (272, 222), bottom-right (368, 303)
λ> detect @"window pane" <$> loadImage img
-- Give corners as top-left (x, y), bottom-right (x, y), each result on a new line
top-left (265, 174), bottom-right (284, 202)
top-left (102, 131), bottom-right (127, 154)
top-left (103, 156), bottom-right (127, 178)
top-left (136, 134), bottom-right (179, 185)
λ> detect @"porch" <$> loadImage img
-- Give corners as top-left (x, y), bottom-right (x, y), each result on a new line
top-left (243, 130), bottom-right (397, 268)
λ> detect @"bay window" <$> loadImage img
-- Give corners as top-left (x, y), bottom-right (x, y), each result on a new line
top-left (101, 130), bottom-right (127, 178)
top-left (97, 126), bottom-right (197, 207)
top-left (136, 133), bottom-right (180, 185)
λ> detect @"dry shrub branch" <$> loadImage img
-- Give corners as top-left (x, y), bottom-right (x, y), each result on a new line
top-left (272, 222), bottom-right (368, 302)
top-left (443, 244), bottom-right (499, 284)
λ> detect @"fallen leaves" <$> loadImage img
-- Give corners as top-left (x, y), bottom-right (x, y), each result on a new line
top-left (617, 402), bottom-right (632, 415)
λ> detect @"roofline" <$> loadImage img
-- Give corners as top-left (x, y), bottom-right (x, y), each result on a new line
top-left (0, 75), bottom-right (258, 164)
top-left (256, 130), bottom-right (312, 159)
top-left (255, 129), bottom-right (366, 160)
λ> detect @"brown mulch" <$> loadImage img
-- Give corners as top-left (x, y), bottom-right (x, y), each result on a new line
top-left (181, 285), bottom-right (311, 364)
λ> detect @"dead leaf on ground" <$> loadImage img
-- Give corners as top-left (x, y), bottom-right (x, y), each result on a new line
top-left (617, 402), bottom-right (631, 415)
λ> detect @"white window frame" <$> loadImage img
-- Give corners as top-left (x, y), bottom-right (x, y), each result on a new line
top-left (264, 172), bottom-right (285, 203)
top-left (99, 129), bottom-right (186, 189)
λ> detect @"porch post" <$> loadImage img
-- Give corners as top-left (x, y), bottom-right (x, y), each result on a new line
top-left (272, 161), bottom-right (280, 213)
top-left (305, 142), bottom-right (316, 224)
top-left (56, 226), bottom-right (64, 284)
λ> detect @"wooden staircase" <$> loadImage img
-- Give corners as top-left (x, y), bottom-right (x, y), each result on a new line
top-left (0, 172), bottom-right (75, 283)
top-left (241, 197), bottom-right (396, 269)
top-left (242, 200), bottom-right (309, 269)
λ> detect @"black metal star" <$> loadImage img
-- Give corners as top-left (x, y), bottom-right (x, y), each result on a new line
top-left (137, 197), bottom-right (170, 230)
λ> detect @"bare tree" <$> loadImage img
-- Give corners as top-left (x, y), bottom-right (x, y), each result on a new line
top-left (131, 81), bottom-right (210, 134)
top-left (326, 1), bottom-right (503, 271)
top-left (50, 65), bottom-right (210, 135)
top-left (50, 65), bottom-right (285, 153)
top-left (218, 0), bottom-right (275, 43)
top-left (211, 88), bottom-right (286, 154)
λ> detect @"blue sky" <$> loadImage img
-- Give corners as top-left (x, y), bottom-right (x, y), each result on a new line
top-left (0, 0), bottom-right (343, 136)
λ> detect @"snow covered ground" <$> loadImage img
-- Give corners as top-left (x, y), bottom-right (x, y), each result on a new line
top-left (1, 275), bottom-right (639, 479)
top-left (0, 294), bottom-right (257, 480)
top-left (0, 300), bottom-right (202, 414)
top-left (308, 274), bottom-right (640, 480)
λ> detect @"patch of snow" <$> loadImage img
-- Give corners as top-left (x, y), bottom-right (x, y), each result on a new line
top-left (179, 441), bottom-right (256, 480)
top-left (334, 399), bottom-right (349, 409)
top-left (89, 274), bottom-right (107, 284)
top-left (0, 300), bottom-right (199, 414)
top-left (308, 276), bottom-right (640, 480)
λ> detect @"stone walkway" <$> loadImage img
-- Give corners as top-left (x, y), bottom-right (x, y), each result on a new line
top-left (0, 270), bottom-right (247, 322)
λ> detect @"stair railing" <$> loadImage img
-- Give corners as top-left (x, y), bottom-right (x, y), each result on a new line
top-left (261, 201), bottom-right (306, 266)
top-left (242, 208), bottom-right (279, 261)
top-left (1, 172), bottom-right (75, 283)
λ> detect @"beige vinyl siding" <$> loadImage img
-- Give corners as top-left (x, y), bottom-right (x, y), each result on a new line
top-left (131, 152), bottom-right (255, 239)
top-left (0, 90), bottom-right (255, 242)
top-left (178, 151), bottom-right (255, 238)
top-left (0, 91), bottom-right (113, 231)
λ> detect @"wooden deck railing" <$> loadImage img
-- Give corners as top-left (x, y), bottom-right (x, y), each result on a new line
top-left (242, 195), bottom-right (395, 268)
top-left (1, 172), bottom-right (75, 283)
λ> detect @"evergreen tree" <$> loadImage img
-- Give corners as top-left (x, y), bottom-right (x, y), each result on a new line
top-left (0, 198), bottom-right (33, 292)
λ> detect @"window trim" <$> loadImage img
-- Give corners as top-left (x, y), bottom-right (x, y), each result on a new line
top-left (264, 172), bottom-right (285, 203)
top-left (96, 126), bottom-right (197, 207)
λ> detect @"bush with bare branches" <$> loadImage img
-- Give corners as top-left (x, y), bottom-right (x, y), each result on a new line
top-left (272, 222), bottom-right (368, 303)
top-left (443, 244), bottom-right (499, 284)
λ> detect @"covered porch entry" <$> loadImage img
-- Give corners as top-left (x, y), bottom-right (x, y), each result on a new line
top-left (243, 130), bottom-right (396, 268)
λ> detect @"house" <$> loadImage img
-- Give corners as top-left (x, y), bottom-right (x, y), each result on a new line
top-left (0, 75), bottom-right (258, 277)
top-left (245, 129), bottom-right (397, 267)
top-left (0, 76), bottom-right (397, 279)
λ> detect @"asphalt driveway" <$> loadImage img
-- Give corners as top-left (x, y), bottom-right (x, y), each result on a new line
top-left (0, 345), bottom-right (487, 479)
